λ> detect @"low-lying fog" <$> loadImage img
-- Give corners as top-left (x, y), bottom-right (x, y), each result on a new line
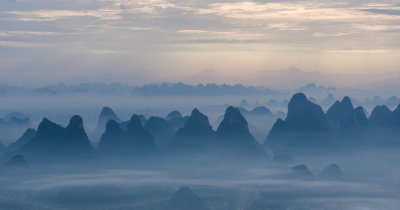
top-left (0, 149), bottom-right (399, 210)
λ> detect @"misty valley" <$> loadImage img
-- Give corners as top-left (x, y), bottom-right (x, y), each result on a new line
top-left (0, 90), bottom-right (399, 210)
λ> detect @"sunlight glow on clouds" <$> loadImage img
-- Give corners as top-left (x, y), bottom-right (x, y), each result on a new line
top-left (0, 0), bottom-right (399, 86)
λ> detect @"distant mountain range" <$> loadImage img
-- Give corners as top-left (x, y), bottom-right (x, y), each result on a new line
top-left (0, 67), bottom-right (398, 96)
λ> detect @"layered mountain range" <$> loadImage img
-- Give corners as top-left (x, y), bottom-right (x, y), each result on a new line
top-left (1, 93), bottom-right (398, 164)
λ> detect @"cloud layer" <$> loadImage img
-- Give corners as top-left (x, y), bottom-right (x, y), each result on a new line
top-left (0, 0), bottom-right (399, 86)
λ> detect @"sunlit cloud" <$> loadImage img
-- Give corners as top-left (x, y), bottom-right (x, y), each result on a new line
top-left (0, 31), bottom-right (60, 37)
top-left (4, 9), bottom-right (123, 21)
top-left (178, 30), bottom-right (209, 34)
top-left (264, 23), bottom-right (307, 31)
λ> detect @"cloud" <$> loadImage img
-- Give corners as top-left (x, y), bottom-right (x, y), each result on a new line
top-left (361, 9), bottom-right (400, 16)
top-left (0, 31), bottom-right (60, 37)
top-left (178, 30), bottom-right (209, 34)
top-left (264, 23), bottom-right (307, 31)
top-left (4, 9), bottom-right (122, 21)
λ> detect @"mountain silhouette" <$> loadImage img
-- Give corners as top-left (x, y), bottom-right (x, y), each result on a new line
top-left (8, 128), bottom-right (37, 151)
top-left (264, 93), bottom-right (330, 153)
top-left (326, 96), bottom-right (354, 130)
top-left (167, 111), bottom-right (189, 131)
top-left (167, 111), bottom-right (182, 120)
top-left (167, 187), bottom-right (210, 210)
top-left (144, 116), bottom-right (174, 149)
top-left (216, 106), bottom-right (265, 158)
top-left (97, 120), bottom-right (126, 154)
top-left (18, 116), bottom-right (95, 160)
top-left (368, 104), bottom-right (400, 146)
top-left (238, 106), bottom-right (273, 117)
top-left (168, 108), bottom-right (215, 153)
top-left (126, 115), bottom-right (159, 155)
top-left (369, 105), bottom-right (396, 127)
top-left (326, 97), bottom-right (368, 147)
top-left (319, 164), bottom-right (343, 181)
top-left (98, 115), bottom-right (159, 157)
top-left (92, 107), bottom-right (121, 142)
top-left (290, 164), bottom-right (314, 180)
top-left (120, 114), bottom-right (147, 130)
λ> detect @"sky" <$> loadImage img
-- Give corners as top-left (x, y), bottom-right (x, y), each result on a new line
top-left (0, 0), bottom-right (399, 87)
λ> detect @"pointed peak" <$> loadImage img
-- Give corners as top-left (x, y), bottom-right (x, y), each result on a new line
top-left (100, 106), bottom-right (114, 114)
top-left (372, 105), bottom-right (391, 113)
top-left (67, 115), bottom-right (84, 128)
top-left (341, 96), bottom-right (353, 108)
top-left (191, 108), bottom-right (201, 116)
top-left (38, 117), bottom-right (58, 128)
top-left (217, 106), bottom-right (249, 135)
top-left (99, 106), bottom-right (120, 122)
top-left (223, 106), bottom-right (244, 120)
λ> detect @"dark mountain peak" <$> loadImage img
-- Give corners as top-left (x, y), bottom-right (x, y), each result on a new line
top-left (291, 92), bottom-right (308, 103)
top-left (224, 106), bottom-right (244, 119)
top-left (37, 118), bottom-right (64, 135)
top-left (369, 105), bottom-right (395, 126)
top-left (290, 164), bottom-right (314, 180)
top-left (372, 105), bottom-right (391, 114)
top-left (180, 108), bottom-right (213, 135)
top-left (191, 108), bottom-right (201, 117)
top-left (167, 111), bottom-right (182, 120)
top-left (18, 116), bottom-right (94, 160)
top-left (328, 96), bottom-right (354, 114)
top-left (341, 96), bottom-right (353, 107)
top-left (319, 164), bottom-right (343, 181)
top-left (67, 115), bottom-right (84, 129)
top-left (286, 92), bottom-right (327, 130)
top-left (100, 106), bottom-right (116, 116)
top-left (216, 106), bottom-right (265, 158)
top-left (167, 187), bottom-right (209, 210)
top-left (217, 106), bottom-right (249, 135)
top-left (326, 96), bottom-right (355, 127)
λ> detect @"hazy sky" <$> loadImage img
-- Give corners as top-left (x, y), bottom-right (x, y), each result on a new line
top-left (0, 0), bottom-right (399, 86)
